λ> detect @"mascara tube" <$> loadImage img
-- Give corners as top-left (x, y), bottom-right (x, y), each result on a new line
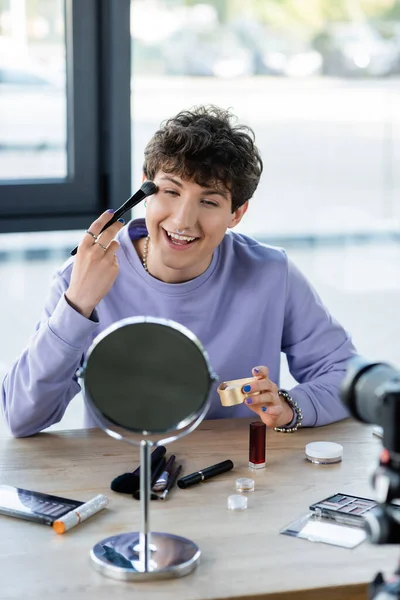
top-left (53, 494), bottom-right (108, 534)
top-left (177, 460), bottom-right (234, 489)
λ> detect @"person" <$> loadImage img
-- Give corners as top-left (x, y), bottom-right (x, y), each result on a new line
top-left (1, 105), bottom-right (356, 438)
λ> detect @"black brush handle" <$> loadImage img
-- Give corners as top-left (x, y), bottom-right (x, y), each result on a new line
top-left (110, 445), bottom-right (166, 494)
top-left (70, 181), bottom-right (157, 256)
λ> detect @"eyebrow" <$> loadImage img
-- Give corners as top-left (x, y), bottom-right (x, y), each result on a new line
top-left (160, 176), bottom-right (229, 200)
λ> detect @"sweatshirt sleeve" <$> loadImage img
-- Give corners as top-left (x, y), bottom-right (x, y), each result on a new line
top-left (281, 258), bottom-right (357, 427)
top-left (1, 267), bottom-right (99, 437)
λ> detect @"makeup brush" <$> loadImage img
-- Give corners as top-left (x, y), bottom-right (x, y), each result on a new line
top-left (158, 464), bottom-right (182, 501)
top-left (152, 455), bottom-right (176, 493)
top-left (132, 455), bottom-right (167, 501)
top-left (71, 180), bottom-right (157, 256)
top-left (110, 445), bottom-right (166, 494)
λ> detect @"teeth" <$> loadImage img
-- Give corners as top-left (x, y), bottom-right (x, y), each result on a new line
top-left (166, 231), bottom-right (196, 242)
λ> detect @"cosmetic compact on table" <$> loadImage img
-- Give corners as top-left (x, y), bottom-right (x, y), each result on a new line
top-left (0, 418), bottom-right (398, 600)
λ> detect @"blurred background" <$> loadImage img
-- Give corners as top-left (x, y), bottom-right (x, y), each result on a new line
top-left (1, 0), bottom-right (400, 434)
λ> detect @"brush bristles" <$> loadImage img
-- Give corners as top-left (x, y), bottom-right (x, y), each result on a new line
top-left (141, 180), bottom-right (157, 196)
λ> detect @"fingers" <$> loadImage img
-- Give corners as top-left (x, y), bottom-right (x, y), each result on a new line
top-left (101, 239), bottom-right (120, 260)
top-left (80, 210), bottom-right (114, 249)
top-left (97, 219), bottom-right (124, 248)
top-left (242, 368), bottom-right (278, 408)
top-left (245, 389), bottom-right (278, 408)
top-left (252, 365), bottom-right (269, 379)
top-left (243, 365), bottom-right (295, 428)
top-left (247, 403), bottom-right (283, 418)
top-left (245, 401), bottom-right (286, 432)
top-left (79, 210), bottom-right (123, 252)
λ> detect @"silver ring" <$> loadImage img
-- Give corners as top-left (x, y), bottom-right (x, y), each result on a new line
top-left (96, 242), bottom-right (108, 251)
top-left (85, 229), bottom-right (98, 241)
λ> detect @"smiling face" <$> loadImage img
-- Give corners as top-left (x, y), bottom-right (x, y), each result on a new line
top-left (144, 172), bottom-right (248, 283)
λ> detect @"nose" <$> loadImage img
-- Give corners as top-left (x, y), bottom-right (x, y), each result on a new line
top-left (172, 196), bottom-right (197, 231)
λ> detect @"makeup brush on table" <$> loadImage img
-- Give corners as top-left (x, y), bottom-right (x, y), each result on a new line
top-left (110, 445), bottom-right (166, 494)
top-left (158, 464), bottom-right (182, 501)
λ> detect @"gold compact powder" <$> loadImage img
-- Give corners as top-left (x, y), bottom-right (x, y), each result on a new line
top-left (217, 377), bottom-right (257, 407)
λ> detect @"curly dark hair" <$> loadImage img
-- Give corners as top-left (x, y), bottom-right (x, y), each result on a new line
top-left (143, 105), bottom-right (263, 212)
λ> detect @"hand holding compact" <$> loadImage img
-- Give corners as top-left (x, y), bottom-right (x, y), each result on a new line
top-left (243, 366), bottom-right (294, 428)
top-left (65, 210), bottom-right (125, 318)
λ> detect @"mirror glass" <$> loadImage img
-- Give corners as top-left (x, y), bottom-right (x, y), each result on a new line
top-left (83, 317), bottom-right (215, 435)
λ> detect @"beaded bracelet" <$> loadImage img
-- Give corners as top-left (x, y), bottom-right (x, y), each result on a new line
top-left (274, 389), bottom-right (303, 433)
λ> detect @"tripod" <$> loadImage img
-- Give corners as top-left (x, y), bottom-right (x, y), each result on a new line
top-left (365, 450), bottom-right (400, 599)
top-left (369, 567), bottom-right (400, 600)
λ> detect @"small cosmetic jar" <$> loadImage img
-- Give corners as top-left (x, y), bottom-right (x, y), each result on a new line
top-left (305, 441), bottom-right (343, 464)
top-left (235, 477), bottom-right (255, 492)
top-left (227, 494), bottom-right (248, 511)
top-left (249, 421), bottom-right (266, 469)
top-left (217, 377), bottom-right (257, 407)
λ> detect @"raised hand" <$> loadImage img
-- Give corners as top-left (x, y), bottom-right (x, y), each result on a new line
top-left (65, 210), bottom-right (125, 318)
top-left (242, 366), bottom-right (294, 428)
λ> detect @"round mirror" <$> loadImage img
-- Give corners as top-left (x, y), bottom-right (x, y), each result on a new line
top-left (83, 317), bottom-right (216, 438)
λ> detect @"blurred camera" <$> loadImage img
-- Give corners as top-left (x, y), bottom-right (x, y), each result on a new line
top-left (341, 357), bottom-right (400, 598)
top-left (341, 356), bottom-right (400, 454)
top-left (341, 355), bottom-right (400, 538)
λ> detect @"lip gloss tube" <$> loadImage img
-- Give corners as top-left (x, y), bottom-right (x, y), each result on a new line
top-left (249, 421), bottom-right (266, 469)
top-left (52, 494), bottom-right (108, 534)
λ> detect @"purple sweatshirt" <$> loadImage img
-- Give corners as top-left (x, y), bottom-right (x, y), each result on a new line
top-left (1, 219), bottom-right (355, 437)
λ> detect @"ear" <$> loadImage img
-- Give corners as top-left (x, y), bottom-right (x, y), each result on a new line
top-left (142, 172), bottom-right (146, 182)
top-left (227, 201), bottom-right (249, 229)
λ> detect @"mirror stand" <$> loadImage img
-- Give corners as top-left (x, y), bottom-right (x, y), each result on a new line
top-left (90, 439), bottom-right (201, 581)
top-left (82, 317), bottom-right (217, 581)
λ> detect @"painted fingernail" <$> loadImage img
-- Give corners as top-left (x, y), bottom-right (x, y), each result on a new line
top-left (262, 406), bottom-right (267, 412)
top-left (243, 385), bottom-right (251, 393)
top-left (107, 208), bottom-right (115, 213)
top-left (118, 218), bottom-right (125, 223)
top-left (253, 368), bottom-right (260, 374)
top-left (246, 398), bottom-right (253, 405)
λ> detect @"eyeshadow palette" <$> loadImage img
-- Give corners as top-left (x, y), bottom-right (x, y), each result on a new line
top-left (0, 485), bottom-right (83, 525)
top-left (309, 493), bottom-right (379, 528)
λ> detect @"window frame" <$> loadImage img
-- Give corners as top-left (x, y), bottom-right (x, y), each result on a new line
top-left (0, 0), bottom-right (131, 234)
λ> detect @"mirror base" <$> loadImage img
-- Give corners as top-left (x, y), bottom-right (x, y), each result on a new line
top-left (90, 532), bottom-right (201, 581)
